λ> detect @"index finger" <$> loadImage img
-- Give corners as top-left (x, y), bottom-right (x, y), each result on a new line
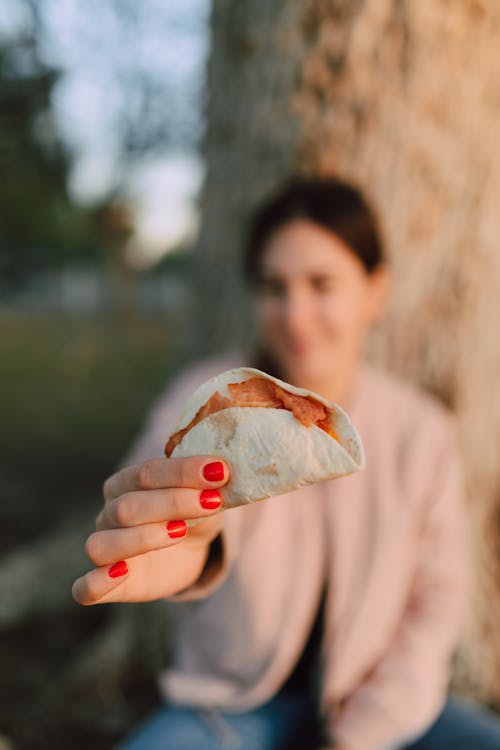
top-left (103, 456), bottom-right (229, 502)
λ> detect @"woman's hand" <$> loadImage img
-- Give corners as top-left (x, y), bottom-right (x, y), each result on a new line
top-left (72, 456), bottom-right (229, 606)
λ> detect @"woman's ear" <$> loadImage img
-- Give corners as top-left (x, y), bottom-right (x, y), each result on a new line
top-left (366, 264), bottom-right (392, 324)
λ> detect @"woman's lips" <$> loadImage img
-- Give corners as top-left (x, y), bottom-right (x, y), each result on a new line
top-left (285, 340), bottom-right (314, 357)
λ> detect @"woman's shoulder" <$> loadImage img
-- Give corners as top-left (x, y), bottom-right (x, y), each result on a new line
top-left (120, 352), bottom-right (244, 466)
top-left (164, 350), bottom-right (245, 397)
top-left (358, 364), bottom-right (455, 443)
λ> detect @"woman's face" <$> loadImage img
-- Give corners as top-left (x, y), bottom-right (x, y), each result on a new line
top-left (254, 219), bottom-right (390, 393)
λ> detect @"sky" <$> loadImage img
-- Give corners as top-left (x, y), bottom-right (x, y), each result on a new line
top-left (1, 0), bottom-right (210, 266)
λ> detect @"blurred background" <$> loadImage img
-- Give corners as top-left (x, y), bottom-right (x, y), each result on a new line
top-left (2, 0), bottom-right (500, 748)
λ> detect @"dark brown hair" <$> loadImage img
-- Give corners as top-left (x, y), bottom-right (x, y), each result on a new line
top-left (243, 175), bottom-right (384, 284)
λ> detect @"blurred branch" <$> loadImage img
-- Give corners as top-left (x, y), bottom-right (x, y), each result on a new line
top-left (0, 510), bottom-right (93, 628)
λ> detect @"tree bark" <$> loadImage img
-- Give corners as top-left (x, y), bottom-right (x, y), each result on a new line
top-left (194, 0), bottom-right (500, 705)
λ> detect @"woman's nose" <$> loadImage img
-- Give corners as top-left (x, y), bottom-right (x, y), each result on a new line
top-left (280, 289), bottom-right (313, 334)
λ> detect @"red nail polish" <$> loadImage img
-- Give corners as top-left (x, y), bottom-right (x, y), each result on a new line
top-left (200, 489), bottom-right (222, 510)
top-left (109, 560), bottom-right (128, 578)
top-left (167, 520), bottom-right (187, 538)
top-left (203, 461), bottom-right (224, 482)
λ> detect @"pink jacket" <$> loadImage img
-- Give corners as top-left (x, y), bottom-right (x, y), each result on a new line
top-left (123, 355), bottom-right (468, 750)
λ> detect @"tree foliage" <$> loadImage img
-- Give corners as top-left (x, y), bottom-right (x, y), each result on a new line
top-left (0, 25), bottom-right (95, 288)
top-left (0, 0), bottom-right (208, 288)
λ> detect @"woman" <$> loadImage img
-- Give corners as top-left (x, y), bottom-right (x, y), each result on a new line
top-left (73, 177), bottom-right (500, 749)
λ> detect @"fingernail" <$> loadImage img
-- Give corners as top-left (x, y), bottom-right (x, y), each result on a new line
top-left (203, 461), bottom-right (224, 482)
top-left (200, 489), bottom-right (222, 510)
top-left (167, 520), bottom-right (187, 538)
top-left (109, 560), bottom-right (128, 578)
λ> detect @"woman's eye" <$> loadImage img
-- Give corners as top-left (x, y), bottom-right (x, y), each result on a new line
top-left (311, 276), bottom-right (335, 293)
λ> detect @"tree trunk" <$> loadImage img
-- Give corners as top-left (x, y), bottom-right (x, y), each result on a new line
top-left (194, 0), bottom-right (500, 705)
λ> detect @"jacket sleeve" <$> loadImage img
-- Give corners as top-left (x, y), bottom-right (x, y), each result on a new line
top-left (332, 420), bottom-right (470, 750)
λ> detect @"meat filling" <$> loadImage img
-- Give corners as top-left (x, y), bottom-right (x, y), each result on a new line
top-left (165, 377), bottom-right (339, 457)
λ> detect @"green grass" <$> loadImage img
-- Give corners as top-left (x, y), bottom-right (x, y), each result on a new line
top-left (0, 313), bottom-right (177, 546)
top-left (0, 312), bottom-right (182, 748)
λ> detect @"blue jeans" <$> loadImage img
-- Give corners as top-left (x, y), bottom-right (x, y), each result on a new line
top-left (403, 697), bottom-right (500, 749)
top-left (117, 692), bottom-right (318, 750)
top-left (117, 694), bottom-right (500, 750)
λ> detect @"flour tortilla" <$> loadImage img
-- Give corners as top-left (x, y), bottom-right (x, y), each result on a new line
top-left (167, 367), bottom-right (364, 509)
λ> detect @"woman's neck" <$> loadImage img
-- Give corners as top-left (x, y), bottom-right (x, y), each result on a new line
top-left (294, 371), bottom-right (357, 409)
top-left (252, 350), bottom-right (360, 408)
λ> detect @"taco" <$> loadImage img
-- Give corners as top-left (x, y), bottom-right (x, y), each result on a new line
top-left (165, 367), bottom-right (364, 509)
